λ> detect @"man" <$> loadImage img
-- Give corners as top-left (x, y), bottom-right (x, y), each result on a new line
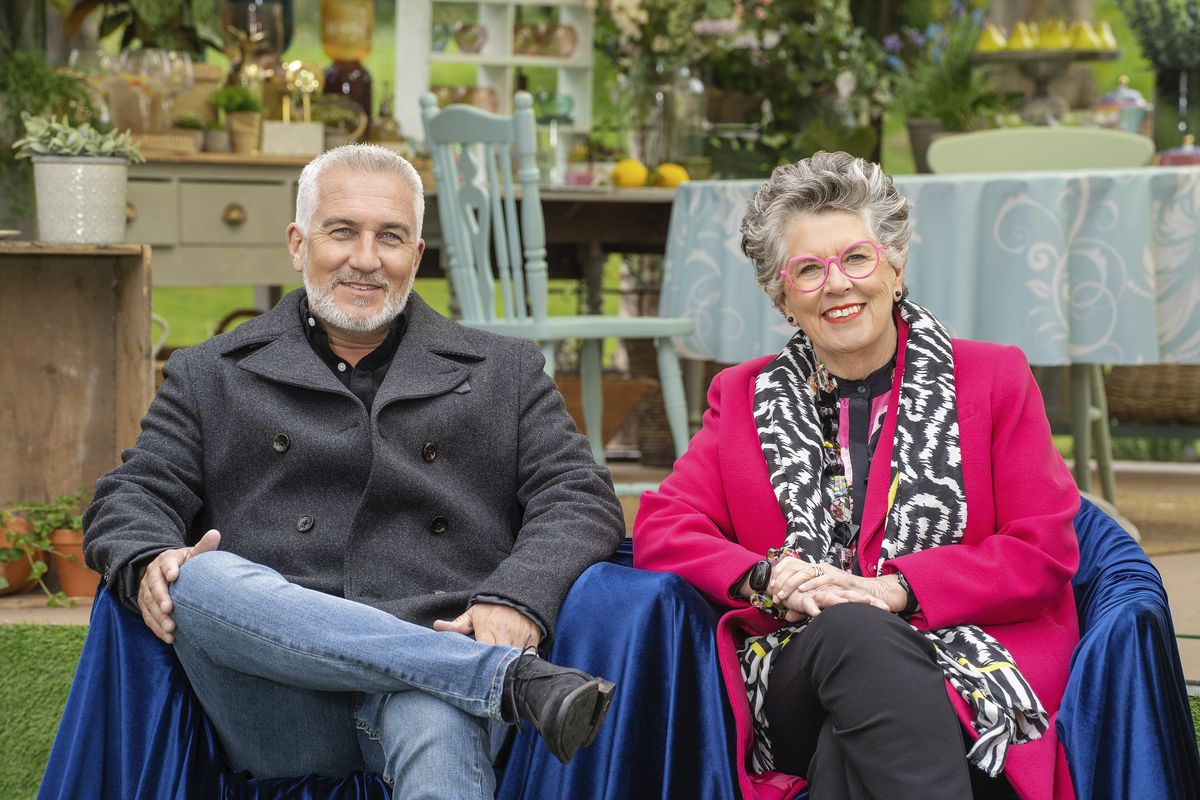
top-left (83, 144), bottom-right (625, 797)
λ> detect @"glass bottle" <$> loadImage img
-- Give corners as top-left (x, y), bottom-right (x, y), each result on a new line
top-left (321, 0), bottom-right (373, 119)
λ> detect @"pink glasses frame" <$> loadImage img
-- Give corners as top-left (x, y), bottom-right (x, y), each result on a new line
top-left (778, 239), bottom-right (887, 293)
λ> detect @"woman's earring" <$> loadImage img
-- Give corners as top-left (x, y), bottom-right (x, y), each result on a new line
top-left (894, 288), bottom-right (903, 301)
top-left (786, 314), bottom-right (796, 325)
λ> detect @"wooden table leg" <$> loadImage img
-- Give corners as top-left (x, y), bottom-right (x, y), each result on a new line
top-left (1070, 363), bottom-right (1093, 493)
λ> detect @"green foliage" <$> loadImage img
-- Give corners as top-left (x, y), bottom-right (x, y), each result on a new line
top-left (888, 3), bottom-right (1011, 131)
top-left (729, 0), bottom-right (891, 164)
top-left (12, 113), bottom-right (144, 162)
top-left (64, 0), bottom-right (221, 56)
top-left (173, 112), bottom-right (203, 130)
top-left (0, 489), bottom-right (91, 605)
top-left (1118, 0), bottom-right (1200, 69)
top-left (0, 48), bottom-right (97, 223)
top-left (208, 84), bottom-right (262, 114)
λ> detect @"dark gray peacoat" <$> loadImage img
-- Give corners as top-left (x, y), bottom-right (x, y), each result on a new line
top-left (84, 289), bottom-right (624, 635)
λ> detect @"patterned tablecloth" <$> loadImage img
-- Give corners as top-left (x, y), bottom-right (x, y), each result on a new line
top-left (660, 167), bottom-right (1200, 365)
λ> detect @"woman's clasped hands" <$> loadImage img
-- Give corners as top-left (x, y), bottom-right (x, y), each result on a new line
top-left (767, 556), bottom-right (906, 622)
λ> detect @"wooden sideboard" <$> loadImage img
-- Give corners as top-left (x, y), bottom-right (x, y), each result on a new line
top-left (0, 243), bottom-right (154, 504)
top-left (127, 154), bottom-right (307, 289)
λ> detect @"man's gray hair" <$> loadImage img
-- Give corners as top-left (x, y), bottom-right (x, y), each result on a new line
top-left (294, 144), bottom-right (425, 236)
top-left (740, 151), bottom-right (911, 310)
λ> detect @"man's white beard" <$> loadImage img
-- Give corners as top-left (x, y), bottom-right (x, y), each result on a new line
top-left (302, 254), bottom-right (415, 334)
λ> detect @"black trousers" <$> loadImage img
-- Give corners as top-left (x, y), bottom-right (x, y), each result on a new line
top-left (762, 603), bottom-right (1017, 800)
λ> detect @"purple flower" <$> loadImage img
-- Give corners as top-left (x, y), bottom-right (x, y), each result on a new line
top-left (883, 32), bottom-right (902, 53)
top-left (907, 28), bottom-right (927, 48)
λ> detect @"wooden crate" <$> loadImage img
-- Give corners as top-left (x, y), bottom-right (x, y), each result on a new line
top-left (0, 243), bottom-right (153, 504)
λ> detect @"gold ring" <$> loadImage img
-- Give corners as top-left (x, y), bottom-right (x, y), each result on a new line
top-left (812, 565), bottom-right (824, 578)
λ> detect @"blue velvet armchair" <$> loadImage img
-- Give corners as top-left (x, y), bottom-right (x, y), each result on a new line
top-left (37, 499), bottom-right (1200, 799)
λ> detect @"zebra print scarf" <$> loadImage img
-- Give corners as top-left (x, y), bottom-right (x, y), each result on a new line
top-left (740, 300), bottom-right (1047, 777)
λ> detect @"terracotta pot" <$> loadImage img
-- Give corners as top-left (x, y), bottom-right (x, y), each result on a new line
top-left (227, 111), bottom-right (262, 155)
top-left (0, 516), bottom-right (43, 596)
top-left (49, 528), bottom-right (100, 597)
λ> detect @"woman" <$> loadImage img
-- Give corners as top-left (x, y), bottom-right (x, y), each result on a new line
top-left (633, 152), bottom-right (1080, 800)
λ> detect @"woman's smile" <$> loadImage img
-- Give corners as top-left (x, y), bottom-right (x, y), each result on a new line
top-left (822, 302), bottom-right (866, 322)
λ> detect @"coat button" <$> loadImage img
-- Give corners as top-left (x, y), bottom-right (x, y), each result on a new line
top-left (296, 515), bottom-right (315, 533)
top-left (430, 515), bottom-right (449, 535)
top-left (272, 433), bottom-right (290, 453)
top-left (422, 441), bottom-right (439, 462)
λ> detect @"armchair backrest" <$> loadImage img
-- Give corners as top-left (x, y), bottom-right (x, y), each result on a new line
top-left (928, 127), bottom-right (1155, 173)
top-left (419, 92), bottom-right (548, 324)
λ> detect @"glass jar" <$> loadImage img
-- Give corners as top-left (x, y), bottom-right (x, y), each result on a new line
top-left (320, 0), bottom-right (373, 63)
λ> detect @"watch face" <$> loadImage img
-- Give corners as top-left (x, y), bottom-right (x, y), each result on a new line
top-left (749, 560), bottom-right (772, 593)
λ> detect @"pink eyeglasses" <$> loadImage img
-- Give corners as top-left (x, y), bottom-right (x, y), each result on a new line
top-left (779, 240), bottom-right (885, 293)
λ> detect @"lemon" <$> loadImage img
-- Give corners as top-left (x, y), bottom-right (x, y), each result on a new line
top-left (653, 163), bottom-right (690, 187)
top-left (612, 158), bottom-right (649, 188)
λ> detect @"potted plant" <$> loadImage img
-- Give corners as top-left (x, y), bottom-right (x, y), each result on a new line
top-left (0, 47), bottom-right (96, 227)
top-left (12, 113), bottom-right (144, 244)
top-left (203, 118), bottom-right (230, 152)
top-left (5, 489), bottom-right (97, 601)
top-left (1119, 0), bottom-right (1200, 150)
top-left (209, 85), bottom-right (262, 155)
top-left (0, 512), bottom-right (46, 597)
top-left (172, 111), bottom-right (205, 152)
top-left (887, 3), bottom-right (1011, 172)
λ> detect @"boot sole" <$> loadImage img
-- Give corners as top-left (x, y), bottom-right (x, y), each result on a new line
top-left (582, 679), bottom-right (615, 747)
top-left (549, 679), bottom-right (615, 764)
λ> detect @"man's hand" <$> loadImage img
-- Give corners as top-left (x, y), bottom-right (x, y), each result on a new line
top-left (434, 602), bottom-right (541, 648)
top-left (137, 529), bottom-right (221, 644)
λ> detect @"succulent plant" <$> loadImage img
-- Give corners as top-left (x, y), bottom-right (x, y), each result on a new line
top-left (11, 113), bottom-right (144, 163)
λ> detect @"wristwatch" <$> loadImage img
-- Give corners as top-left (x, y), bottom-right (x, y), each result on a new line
top-left (896, 572), bottom-right (919, 619)
top-left (748, 559), bottom-right (772, 593)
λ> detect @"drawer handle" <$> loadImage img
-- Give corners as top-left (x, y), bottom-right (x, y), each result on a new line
top-left (223, 203), bottom-right (247, 227)
top-left (125, 201), bottom-right (137, 224)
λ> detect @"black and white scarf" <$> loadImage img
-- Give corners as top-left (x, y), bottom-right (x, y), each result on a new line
top-left (739, 300), bottom-right (1047, 777)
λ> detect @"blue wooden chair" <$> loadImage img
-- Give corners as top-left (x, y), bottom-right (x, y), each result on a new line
top-left (927, 127), bottom-right (1156, 506)
top-left (419, 92), bottom-right (694, 476)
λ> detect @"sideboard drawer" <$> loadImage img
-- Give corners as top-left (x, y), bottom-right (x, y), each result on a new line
top-left (180, 181), bottom-right (293, 245)
top-left (125, 180), bottom-right (178, 246)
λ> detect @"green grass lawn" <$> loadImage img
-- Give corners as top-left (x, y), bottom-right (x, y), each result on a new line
top-left (0, 625), bottom-right (87, 800)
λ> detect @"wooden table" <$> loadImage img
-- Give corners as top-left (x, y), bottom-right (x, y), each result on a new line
top-left (0, 243), bottom-right (154, 504)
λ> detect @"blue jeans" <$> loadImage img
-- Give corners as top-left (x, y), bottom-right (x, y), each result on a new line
top-left (169, 551), bottom-right (518, 798)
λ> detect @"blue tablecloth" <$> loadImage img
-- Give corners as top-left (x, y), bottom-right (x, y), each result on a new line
top-left (661, 167), bottom-right (1200, 365)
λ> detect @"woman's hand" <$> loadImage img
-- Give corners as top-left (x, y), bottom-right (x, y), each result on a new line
top-left (767, 556), bottom-right (905, 620)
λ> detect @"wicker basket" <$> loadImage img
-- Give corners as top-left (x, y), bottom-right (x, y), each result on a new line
top-left (1104, 364), bottom-right (1200, 424)
top-left (132, 131), bottom-right (200, 157)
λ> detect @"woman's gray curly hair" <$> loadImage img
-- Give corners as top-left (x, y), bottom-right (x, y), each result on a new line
top-left (740, 151), bottom-right (911, 311)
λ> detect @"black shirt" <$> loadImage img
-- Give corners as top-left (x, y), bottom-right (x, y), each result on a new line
top-left (299, 297), bottom-right (406, 412)
top-left (834, 356), bottom-right (896, 530)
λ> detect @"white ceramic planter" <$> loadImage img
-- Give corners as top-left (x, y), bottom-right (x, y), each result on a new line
top-left (31, 155), bottom-right (128, 244)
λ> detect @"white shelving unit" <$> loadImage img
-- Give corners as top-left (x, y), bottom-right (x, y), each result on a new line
top-left (393, 0), bottom-right (594, 143)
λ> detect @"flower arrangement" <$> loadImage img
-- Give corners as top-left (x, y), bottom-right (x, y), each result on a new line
top-left (12, 113), bottom-right (144, 162)
top-left (886, 2), bottom-right (1009, 131)
top-left (594, 0), bottom-right (717, 73)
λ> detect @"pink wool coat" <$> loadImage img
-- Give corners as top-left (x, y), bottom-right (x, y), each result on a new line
top-left (634, 319), bottom-right (1081, 800)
